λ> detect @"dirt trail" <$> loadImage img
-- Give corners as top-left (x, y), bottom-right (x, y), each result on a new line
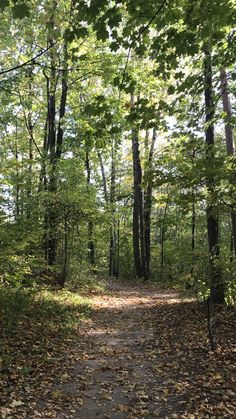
top-left (32, 282), bottom-right (235, 418)
top-left (75, 284), bottom-right (181, 419)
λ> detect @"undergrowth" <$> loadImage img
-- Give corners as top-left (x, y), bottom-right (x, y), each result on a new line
top-left (0, 286), bottom-right (91, 332)
top-left (0, 285), bottom-right (91, 377)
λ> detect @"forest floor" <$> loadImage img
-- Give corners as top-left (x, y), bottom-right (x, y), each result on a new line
top-left (0, 280), bottom-right (235, 418)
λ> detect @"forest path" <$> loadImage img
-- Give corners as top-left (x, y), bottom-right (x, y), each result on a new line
top-left (34, 281), bottom-right (235, 418)
top-left (75, 283), bottom-right (182, 419)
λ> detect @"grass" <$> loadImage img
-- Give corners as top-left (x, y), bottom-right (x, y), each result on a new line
top-left (0, 285), bottom-right (91, 380)
top-left (68, 273), bottom-right (108, 294)
top-left (0, 286), bottom-right (91, 333)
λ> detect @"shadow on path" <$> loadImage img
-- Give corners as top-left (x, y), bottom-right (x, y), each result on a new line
top-left (42, 282), bottom-right (235, 419)
top-left (5, 282), bottom-right (235, 418)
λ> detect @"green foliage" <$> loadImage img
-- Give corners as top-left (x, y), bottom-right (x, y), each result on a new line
top-left (12, 2), bottom-right (30, 19)
top-left (0, 0), bottom-right (8, 10)
top-left (0, 286), bottom-right (91, 333)
top-left (0, 0), bottom-right (235, 305)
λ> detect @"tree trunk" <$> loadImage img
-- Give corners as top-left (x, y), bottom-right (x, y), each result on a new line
top-left (59, 208), bottom-right (69, 287)
top-left (98, 150), bottom-right (108, 203)
top-left (116, 219), bottom-right (120, 278)
top-left (131, 93), bottom-right (147, 279)
top-left (26, 73), bottom-right (34, 218)
top-left (220, 68), bottom-right (236, 258)
top-left (47, 18), bottom-right (57, 266)
top-left (191, 188), bottom-right (196, 271)
top-left (98, 149), bottom-right (119, 277)
top-left (56, 42), bottom-right (68, 161)
top-left (109, 142), bottom-right (119, 277)
top-left (204, 50), bottom-right (224, 304)
top-left (44, 10), bottom-right (69, 268)
top-left (144, 127), bottom-right (156, 278)
top-left (160, 192), bottom-right (169, 279)
top-left (15, 119), bottom-right (20, 218)
top-left (85, 149), bottom-right (95, 268)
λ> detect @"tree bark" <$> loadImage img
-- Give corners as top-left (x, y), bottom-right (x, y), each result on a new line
top-left (85, 149), bottom-right (95, 268)
top-left (98, 148), bottom-right (119, 277)
top-left (220, 68), bottom-right (236, 258)
top-left (191, 197), bottom-right (196, 268)
top-left (131, 94), bottom-right (147, 279)
top-left (204, 50), bottom-right (224, 304)
top-left (56, 42), bottom-right (68, 161)
top-left (46, 13), bottom-right (57, 266)
top-left (19, 69), bottom-right (34, 216)
top-left (160, 192), bottom-right (169, 279)
top-left (144, 127), bottom-right (156, 278)
top-left (109, 142), bottom-right (119, 277)
top-left (44, 8), bottom-right (69, 268)
top-left (98, 150), bottom-right (108, 203)
top-left (15, 118), bottom-right (20, 218)
top-left (59, 207), bottom-right (69, 287)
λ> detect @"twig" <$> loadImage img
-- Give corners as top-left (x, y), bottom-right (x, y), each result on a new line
top-left (117, 0), bottom-right (168, 103)
top-left (0, 43), bottom-right (57, 76)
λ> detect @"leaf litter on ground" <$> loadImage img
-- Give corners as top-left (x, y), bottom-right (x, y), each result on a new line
top-left (0, 281), bottom-right (235, 418)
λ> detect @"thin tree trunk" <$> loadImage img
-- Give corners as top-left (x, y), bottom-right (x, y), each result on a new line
top-left (131, 93), bottom-right (143, 278)
top-left (220, 68), bottom-right (236, 258)
top-left (22, 69), bottom-right (34, 205)
top-left (131, 94), bottom-right (148, 279)
top-left (18, 65), bottom-right (35, 204)
top-left (59, 208), bottom-right (69, 287)
top-left (56, 42), bottom-right (68, 161)
top-left (109, 142), bottom-right (118, 277)
top-left (85, 149), bottom-right (95, 268)
top-left (160, 192), bottom-right (169, 279)
top-left (44, 9), bottom-right (69, 268)
top-left (15, 119), bottom-right (20, 218)
top-left (98, 150), bottom-right (108, 203)
top-left (98, 148), bottom-right (118, 277)
top-left (220, 69), bottom-right (234, 155)
top-left (191, 188), bottom-right (196, 271)
top-left (116, 219), bottom-right (120, 278)
top-left (47, 14), bottom-right (57, 266)
top-left (26, 72), bottom-right (34, 217)
top-left (144, 127), bottom-right (156, 278)
top-left (204, 50), bottom-right (224, 304)
top-left (39, 98), bottom-right (49, 192)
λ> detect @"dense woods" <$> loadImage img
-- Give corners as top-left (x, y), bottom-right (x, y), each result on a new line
top-left (0, 0), bottom-right (236, 419)
top-left (0, 1), bottom-right (236, 416)
top-left (0, 0), bottom-right (235, 302)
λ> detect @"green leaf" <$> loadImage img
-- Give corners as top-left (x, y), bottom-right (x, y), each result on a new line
top-left (94, 19), bottom-right (109, 41)
top-left (110, 126), bottom-right (121, 135)
top-left (64, 28), bottom-right (75, 42)
top-left (0, 0), bottom-right (9, 11)
top-left (12, 3), bottom-right (30, 19)
top-left (110, 41), bottom-right (120, 52)
top-left (231, 72), bottom-right (236, 81)
top-left (75, 26), bottom-right (89, 38)
top-left (167, 85), bottom-right (175, 95)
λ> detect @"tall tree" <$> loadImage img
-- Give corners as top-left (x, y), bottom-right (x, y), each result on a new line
top-left (44, 2), bottom-right (69, 267)
top-left (131, 93), bottom-right (147, 279)
top-left (85, 149), bottom-right (95, 268)
top-left (144, 127), bottom-right (156, 278)
top-left (204, 49), bottom-right (224, 304)
top-left (109, 141), bottom-right (119, 277)
top-left (220, 68), bottom-right (236, 258)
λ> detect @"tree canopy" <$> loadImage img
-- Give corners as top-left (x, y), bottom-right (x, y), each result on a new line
top-left (0, 0), bottom-right (235, 304)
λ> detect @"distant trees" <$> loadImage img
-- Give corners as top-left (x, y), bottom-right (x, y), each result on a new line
top-left (0, 0), bottom-right (235, 304)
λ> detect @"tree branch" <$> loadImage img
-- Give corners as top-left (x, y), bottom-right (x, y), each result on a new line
top-left (0, 43), bottom-right (57, 76)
